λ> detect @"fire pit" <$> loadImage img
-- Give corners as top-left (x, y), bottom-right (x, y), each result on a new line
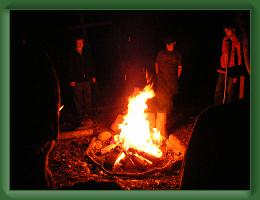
top-left (85, 136), bottom-right (183, 178)
top-left (49, 84), bottom-right (193, 189)
top-left (85, 84), bottom-right (183, 178)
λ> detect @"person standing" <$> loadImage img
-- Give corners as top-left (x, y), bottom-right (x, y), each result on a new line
top-left (68, 35), bottom-right (96, 125)
top-left (214, 24), bottom-right (243, 105)
top-left (11, 33), bottom-right (60, 189)
top-left (154, 36), bottom-right (183, 137)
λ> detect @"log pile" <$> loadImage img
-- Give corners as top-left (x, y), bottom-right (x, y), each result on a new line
top-left (48, 117), bottom-right (194, 189)
top-left (84, 129), bottom-right (184, 177)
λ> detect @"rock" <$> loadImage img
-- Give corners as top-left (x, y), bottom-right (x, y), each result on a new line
top-left (97, 131), bottom-right (112, 142)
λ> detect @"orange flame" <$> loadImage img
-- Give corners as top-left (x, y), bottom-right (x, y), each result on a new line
top-left (117, 84), bottom-right (163, 158)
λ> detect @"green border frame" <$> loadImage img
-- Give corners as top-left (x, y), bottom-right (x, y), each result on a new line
top-left (1, 0), bottom-right (258, 199)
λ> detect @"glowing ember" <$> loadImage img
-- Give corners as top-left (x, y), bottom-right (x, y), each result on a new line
top-left (116, 84), bottom-right (163, 158)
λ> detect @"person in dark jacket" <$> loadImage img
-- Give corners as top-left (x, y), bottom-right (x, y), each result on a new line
top-left (11, 33), bottom-right (60, 189)
top-left (181, 99), bottom-right (250, 189)
top-left (68, 35), bottom-right (96, 124)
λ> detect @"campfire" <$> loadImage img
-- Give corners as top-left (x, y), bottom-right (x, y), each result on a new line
top-left (85, 84), bottom-right (183, 176)
top-left (49, 83), bottom-right (192, 189)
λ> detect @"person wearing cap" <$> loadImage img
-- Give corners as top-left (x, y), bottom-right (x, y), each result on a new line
top-left (68, 35), bottom-right (96, 126)
top-left (214, 24), bottom-right (243, 105)
top-left (154, 36), bottom-right (183, 137)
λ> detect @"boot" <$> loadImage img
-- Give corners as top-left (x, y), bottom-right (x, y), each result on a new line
top-left (156, 112), bottom-right (167, 138)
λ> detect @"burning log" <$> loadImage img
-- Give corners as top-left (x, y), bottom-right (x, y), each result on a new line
top-left (128, 148), bottom-right (162, 164)
top-left (119, 152), bottom-right (136, 171)
top-left (127, 152), bottom-right (152, 170)
top-left (104, 149), bottom-right (123, 170)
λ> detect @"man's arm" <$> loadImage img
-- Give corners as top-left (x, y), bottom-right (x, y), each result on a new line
top-left (178, 52), bottom-right (183, 78)
top-left (92, 77), bottom-right (96, 84)
top-left (236, 39), bottom-right (242, 66)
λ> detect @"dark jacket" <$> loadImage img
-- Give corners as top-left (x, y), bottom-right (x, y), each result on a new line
top-left (181, 99), bottom-right (250, 189)
top-left (68, 49), bottom-right (95, 82)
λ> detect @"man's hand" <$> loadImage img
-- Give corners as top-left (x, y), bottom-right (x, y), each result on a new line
top-left (92, 77), bottom-right (96, 84)
top-left (69, 82), bottom-right (76, 87)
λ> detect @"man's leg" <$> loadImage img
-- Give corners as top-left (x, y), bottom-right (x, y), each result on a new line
top-left (82, 81), bottom-right (92, 116)
top-left (73, 83), bottom-right (84, 122)
top-left (214, 74), bottom-right (225, 105)
top-left (156, 91), bottom-right (168, 138)
top-left (227, 77), bottom-right (238, 103)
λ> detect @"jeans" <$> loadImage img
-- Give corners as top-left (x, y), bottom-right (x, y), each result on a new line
top-left (214, 73), bottom-right (238, 105)
top-left (72, 81), bottom-right (92, 121)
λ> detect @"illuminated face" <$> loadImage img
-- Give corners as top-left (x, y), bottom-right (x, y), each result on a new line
top-left (224, 28), bottom-right (235, 37)
top-left (166, 42), bottom-right (176, 52)
top-left (75, 39), bottom-right (84, 49)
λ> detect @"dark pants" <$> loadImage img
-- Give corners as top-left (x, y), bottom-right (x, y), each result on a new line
top-left (155, 78), bottom-right (177, 114)
top-left (214, 74), bottom-right (238, 105)
top-left (72, 81), bottom-right (92, 121)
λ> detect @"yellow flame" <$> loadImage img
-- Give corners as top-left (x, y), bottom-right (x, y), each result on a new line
top-left (114, 152), bottom-right (126, 165)
top-left (117, 84), bottom-right (163, 158)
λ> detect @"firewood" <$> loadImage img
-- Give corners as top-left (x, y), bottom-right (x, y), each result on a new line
top-left (127, 151), bottom-right (151, 170)
top-left (104, 150), bottom-right (123, 170)
top-left (94, 141), bottom-right (103, 150)
top-left (100, 143), bottom-right (117, 155)
top-left (58, 129), bottom-right (93, 140)
top-left (128, 148), bottom-right (161, 163)
top-left (97, 131), bottom-right (111, 142)
top-left (85, 137), bottom-right (96, 155)
top-left (120, 152), bottom-right (138, 171)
